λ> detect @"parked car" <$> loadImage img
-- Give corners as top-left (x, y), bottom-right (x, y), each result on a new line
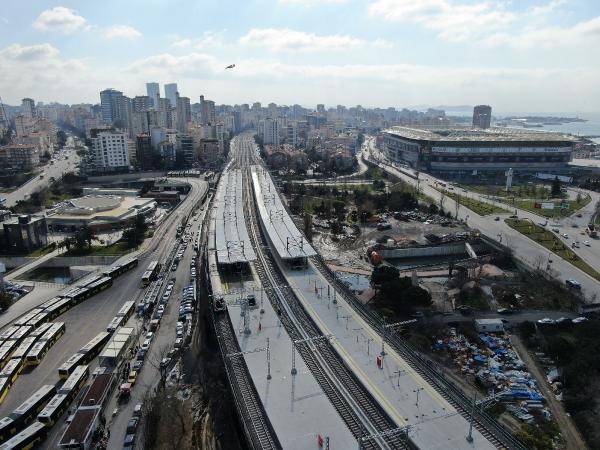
top-left (160, 357), bottom-right (171, 369)
top-left (132, 360), bottom-right (143, 372)
top-left (124, 434), bottom-right (136, 449)
top-left (127, 418), bottom-right (139, 434)
top-left (133, 404), bottom-right (142, 417)
top-left (127, 371), bottom-right (138, 385)
top-left (174, 338), bottom-right (183, 348)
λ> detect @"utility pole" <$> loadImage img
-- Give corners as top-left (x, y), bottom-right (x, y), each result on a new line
top-left (466, 392), bottom-right (477, 443)
top-left (413, 387), bottom-right (424, 408)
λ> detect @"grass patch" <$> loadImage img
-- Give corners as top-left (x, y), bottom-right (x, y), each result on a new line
top-left (503, 196), bottom-right (591, 218)
top-left (439, 189), bottom-right (510, 216)
top-left (459, 184), bottom-right (555, 200)
top-left (505, 218), bottom-right (600, 281)
top-left (63, 242), bottom-right (134, 256)
top-left (28, 244), bottom-right (57, 257)
top-left (458, 184), bottom-right (590, 218)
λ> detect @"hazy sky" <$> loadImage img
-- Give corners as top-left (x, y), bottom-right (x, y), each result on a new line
top-left (1, 0), bottom-right (599, 113)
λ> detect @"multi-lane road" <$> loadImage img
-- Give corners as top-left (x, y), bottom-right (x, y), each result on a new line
top-left (0, 176), bottom-right (207, 447)
top-left (3, 136), bottom-right (81, 208)
top-left (364, 139), bottom-right (600, 299)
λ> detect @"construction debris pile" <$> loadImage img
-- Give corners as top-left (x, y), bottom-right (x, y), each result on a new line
top-left (434, 328), bottom-right (549, 424)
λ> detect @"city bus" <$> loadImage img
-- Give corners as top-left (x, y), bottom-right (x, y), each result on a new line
top-left (37, 296), bottom-right (63, 311)
top-left (116, 301), bottom-right (136, 322)
top-left (140, 260), bottom-right (161, 287)
top-left (0, 377), bottom-right (12, 405)
top-left (58, 365), bottom-right (89, 401)
top-left (28, 323), bottom-right (52, 340)
top-left (103, 258), bottom-right (138, 279)
top-left (38, 297), bottom-right (64, 311)
top-left (25, 312), bottom-right (49, 329)
top-left (6, 327), bottom-right (32, 346)
top-left (40, 323), bottom-right (65, 346)
top-left (84, 276), bottom-right (113, 296)
top-left (24, 340), bottom-right (53, 366)
top-left (37, 393), bottom-right (69, 426)
top-left (78, 332), bottom-right (111, 364)
top-left (60, 287), bottom-right (91, 306)
top-left (0, 327), bottom-right (19, 341)
top-left (9, 385), bottom-right (56, 429)
top-left (58, 353), bottom-right (86, 380)
top-left (44, 298), bottom-right (72, 320)
top-left (0, 420), bottom-right (47, 450)
top-left (0, 359), bottom-right (22, 384)
top-left (0, 342), bottom-right (18, 370)
top-left (10, 337), bottom-right (37, 361)
top-left (0, 417), bottom-right (17, 443)
top-left (14, 311), bottom-right (41, 327)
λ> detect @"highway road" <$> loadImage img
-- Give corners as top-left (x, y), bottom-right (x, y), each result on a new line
top-left (364, 143), bottom-right (600, 300)
top-left (0, 176), bottom-right (207, 447)
top-left (3, 136), bottom-right (81, 208)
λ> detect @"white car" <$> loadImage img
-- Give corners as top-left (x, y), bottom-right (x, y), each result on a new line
top-left (562, 233), bottom-right (568, 238)
top-left (572, 317), bottom-right (588, 324)
top-left (537, 318), bottom-right (554, 324)
top-left (584, 240), bottom-right (591, 247)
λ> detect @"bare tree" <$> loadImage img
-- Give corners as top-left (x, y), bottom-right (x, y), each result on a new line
top-left (533, 254), bottom-right (545, 272)
top-left (454, 194), bottom-right (461, 219)
top-left (439, 190), bottom-right (446, 214)
top-left (147, 343), bottom-right (175, 387)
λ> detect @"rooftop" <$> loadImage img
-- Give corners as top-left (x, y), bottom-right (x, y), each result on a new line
top-left (213, 169), bottom-right (256, 265)
top-left (251, 165), bottom-right (316, 260)
top-left (47, 195), bottom-right (155, 223)
top-left (384, 126), bottom-right (577, 143)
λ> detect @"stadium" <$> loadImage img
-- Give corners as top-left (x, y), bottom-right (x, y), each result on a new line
top-left (382, 127), bottom-right (576, 175)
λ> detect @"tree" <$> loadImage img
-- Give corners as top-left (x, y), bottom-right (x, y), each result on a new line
top-left (439, 190), bottom-right (446, 213)
top-left (56, 130), bottom-right (67, 148)
top-left (370, 265), bottom-right (399, 287)
top-left (551, 176), bottom-right (561, 197)
top-left (124, 214), bottom-right (148, 248)
top-left (377, 276), bottom-right (432, 312)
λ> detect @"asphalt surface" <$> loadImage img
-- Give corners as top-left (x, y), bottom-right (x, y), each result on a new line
top-left (0, 176), bottom-right (207, 447)
top-left (436, 309), bottom-right (579, 325)
top-left (365, 144), bottom-right (600, 299)
top-left (105, 211), bottom-right (205, 449)
top-left (3, 136), bottom-right (81, 208)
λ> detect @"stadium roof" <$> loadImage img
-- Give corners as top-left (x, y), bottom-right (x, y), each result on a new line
top-left (383, 126), bottom-right (577, 143)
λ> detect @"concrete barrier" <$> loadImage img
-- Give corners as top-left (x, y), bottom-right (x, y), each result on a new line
top-left (47, 256), bottom-right (121, 267)
top-left (0, 257), bottom-right (36, 270)
top-left (378, 242), bottom-right (484, 259)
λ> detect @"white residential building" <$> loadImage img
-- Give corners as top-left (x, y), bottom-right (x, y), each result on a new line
top-left (260, 118), bottom-right (280, 146)
top-left (90, 130), bottom-right (130, 172)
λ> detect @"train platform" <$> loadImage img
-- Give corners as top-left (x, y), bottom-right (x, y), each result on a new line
top-left (275, 262), bottom-right (497, 450)
top-left (220, 276), bottom-right (356, 450)
top-left (251, 166), bottom-right (316, 263)
top-left (213, 169), bottom-right (256, 265)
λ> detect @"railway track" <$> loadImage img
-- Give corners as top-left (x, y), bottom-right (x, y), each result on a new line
top-left (202, 175), bottom-right (281, 450)
top-left (310, 255), bottom-right (528, 450)
top-left (239, 139), bottom-right (412, 450)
